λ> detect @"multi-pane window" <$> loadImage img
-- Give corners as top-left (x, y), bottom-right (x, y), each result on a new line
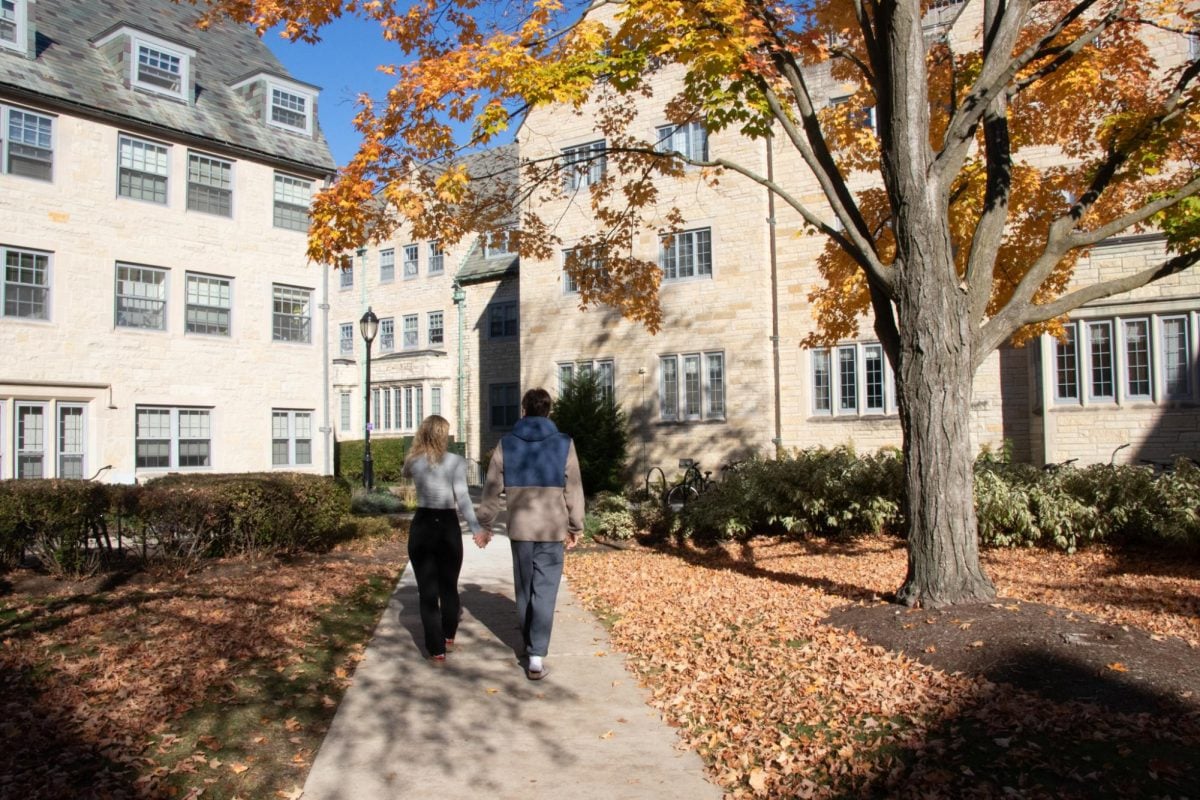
top-left (136, 43), bottom-right (184, 97)
top-left (431, 386), bottom-right (443, 415)
top-left (490, 383), bottom-right (520, 430)
top-left (136, 406), bottom-right (211, 470)
top-left (115, 263), bottom-right (167, 330)
top-left (16, 402), bottom-right (45, 479)
top-left (403, 244), bottom-right (419, 279)
top-left (3, 107), bottom-right (52, 181)
top-left (272, 410), bottom-right (312, 467)
top-left (339, 262), bottom-right (353, 289)
top-left (655, 120), bottom-right (708, 161)
top-left (3, 246), bottom-right (49, 320)
top-left (404, 386), bottom-right (424, 430)
top-left (557, 359), bottom-right (615, 405)
top-left (58, 404), bottom-right (86, 479)
top-left (339, 392), bottom-right (352, 432)
top-left (339, 322), bottom-right (354, 356)
top-left (660, 352), bottom-right (725, 421)
top-left (558, 363), bottom-right (575, 395)
top-left (562, 140), bottom-right (606, 190)
top-left (403, 314), bottom-right (419, 349)
top-left (185, 273), bottom-right (231, 336)
top-left (0, 0), bottom-right (22, 48)
top-left (810, 342), bottom-right (895, 415)
top-left (484, 228), bottom-right (515, 259)
top-left (428, 311), bottom-right (444, 346)
top-left (273, 173), bottom-right (311, 231)
top-left (562, 247), bottom-right (608, 295)
top-left (1053, 313), bottom-right (1197, 404)
top-left (119, 135), bottom-right (169, 204)
top-left (1123, 319), bottom-right (1151, 399)
top-left (272, 284), bottom-right (312, 343)
top-left (380, 317), bottom-right (395, 352)
top-left (380, 248), bottom-right (395, 283)
top-left (488, 301), bottom-right (518, 339)
top-left (270, 87), bottom-right (310, 132)
top-left (429, 241), bottom-right (445, 274)
top-left (1088, 321), bottom-right (1115, 400)
top-left (186, 152), bottom-right (232, 217)
top-left (660, 228), bottom-right (712, 281)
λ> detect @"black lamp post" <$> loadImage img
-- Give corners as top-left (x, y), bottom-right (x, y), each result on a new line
top-left (360, 306), bottom-right (379, 490)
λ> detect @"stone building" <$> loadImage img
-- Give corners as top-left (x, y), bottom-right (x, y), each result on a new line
top-left (0, 0), bottom-right (335, 482)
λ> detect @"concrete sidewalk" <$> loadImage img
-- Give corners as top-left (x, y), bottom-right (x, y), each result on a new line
top-left (302, 530), bottom-right (723, 800)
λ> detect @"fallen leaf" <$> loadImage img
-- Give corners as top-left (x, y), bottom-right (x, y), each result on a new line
top-left (748, 767), bottom-right (768, 793)
top-left (229, 762), bottom-right (249, 774)
top-left (600, 730), bottom-right (615, 739)
top-left (969, 640), bottom-right (985, 648)
top-left (1106, 662), bottom-right (1129, 672)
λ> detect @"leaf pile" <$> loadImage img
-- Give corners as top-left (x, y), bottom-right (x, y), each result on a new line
top-left (0, 538), bottom-right (407, 799)
top-left (565, 536), bottom-right (1200, 798)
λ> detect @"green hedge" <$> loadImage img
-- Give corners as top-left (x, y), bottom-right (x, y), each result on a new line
top-left (0, 473), bottom-right (351, 575)
top-left (335, 437), bottom-right (412, 484)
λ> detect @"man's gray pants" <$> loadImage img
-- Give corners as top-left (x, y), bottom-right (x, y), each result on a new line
top-left (509, 540), bottom-right (564, 658)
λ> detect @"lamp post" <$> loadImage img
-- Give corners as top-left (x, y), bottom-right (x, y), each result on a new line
top-left (360, 307), bottom-right (379, 490)
top-left (451, 282), bottom-right (466, 447)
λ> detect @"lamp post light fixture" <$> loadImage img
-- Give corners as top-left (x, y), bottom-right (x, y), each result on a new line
top-left (359, 306), bottom-right (380, 490)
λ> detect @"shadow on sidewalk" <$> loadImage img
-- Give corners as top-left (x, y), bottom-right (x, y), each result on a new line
top-left (461, 582), bottom-right (526, 659)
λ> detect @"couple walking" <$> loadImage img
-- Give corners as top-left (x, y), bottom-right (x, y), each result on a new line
top-left (402, 388), bottom-right (585, 679)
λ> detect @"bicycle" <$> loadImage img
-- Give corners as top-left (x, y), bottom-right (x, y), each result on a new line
top-left (665, 458), bottom-right (712, 513)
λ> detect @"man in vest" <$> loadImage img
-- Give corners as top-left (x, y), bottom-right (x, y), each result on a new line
top-left (476, 388), bottom-right (585, 680)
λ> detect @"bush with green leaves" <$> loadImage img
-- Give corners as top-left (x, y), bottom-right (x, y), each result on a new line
top-left (585, 492), bottom-right (640, 540)
top-left (551, 372), bottom-right (630, 496)
top-left (335, 437), bottom-right (412, 484)
top-left (0, 479), bottom-right (111, 577)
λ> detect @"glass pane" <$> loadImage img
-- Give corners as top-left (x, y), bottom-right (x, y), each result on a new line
top-left (138, 45), bottom-right (182, 92)
top-left (1162, 317), bottom-right (1190, 397)
top-left (272, 440), bottom-right (289, 465)
top-left (4, 249), bottom-right (49, 319)
top-left (838, 347), bottom-right (857, 411)
top-left (864, 345), bottom-right (885, 411)
top-left (1055, 326), bottom-right (1079, 401)
top-left (178, 440), bottom-right (210, 468)
top-left (706, 353), bottom-right (724, 416)
top-left (813, 350), bottom-right (831, 412)
top-left (271, 88), bottom-right (308, 128)
top-left (294, 440), bottom-right (312, 465)
top-left (683, 355), bottom-right (701, 416)
top-left (1123, 320), bottom-right (1151, 398)
top-left (1089, 322), bottom-right (1114, 399)
top-left (660, 357), bottom-right (678, 419)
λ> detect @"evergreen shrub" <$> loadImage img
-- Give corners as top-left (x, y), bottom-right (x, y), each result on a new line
top-left (551, 372), bottom-right (629, 496)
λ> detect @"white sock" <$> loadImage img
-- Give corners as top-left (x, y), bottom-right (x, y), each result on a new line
top-left (528, 655), bottom-right (544, 672)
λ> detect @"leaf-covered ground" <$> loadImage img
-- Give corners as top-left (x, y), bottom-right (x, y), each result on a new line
top-left (565, 536), bottom-right (1200, 799)
top-left (0, 535), bottom-right (408, 799)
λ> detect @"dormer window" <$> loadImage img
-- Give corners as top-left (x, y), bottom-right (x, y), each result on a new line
top-left (231, 72), bottom-right (319, 137)
top-left (94, 27), bottom-right (195, 103)
top-left (0, 0), bottom-right (27, 53)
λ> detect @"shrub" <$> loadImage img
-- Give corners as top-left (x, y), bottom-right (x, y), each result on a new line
top-left (0, 480), bottom-right (111, 577)
top-left (351, 487), bottom-right (408, 515)
top-left (336, 437), bottom-right (411, 484)
top-left (586, 492), bottom-right (640, 540)
top-left (551, 372), bottom-right (629, 496)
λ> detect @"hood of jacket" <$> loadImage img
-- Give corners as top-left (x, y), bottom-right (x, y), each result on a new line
top-left (512, 415), bottom-right (560, 443)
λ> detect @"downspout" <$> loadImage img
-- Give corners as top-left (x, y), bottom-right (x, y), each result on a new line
top-left (767, 134), bottom-right (783, 455)
top-left (320, 243), bottom-right (332, 476)
top-left (452, 281), bottom-right (467, 447)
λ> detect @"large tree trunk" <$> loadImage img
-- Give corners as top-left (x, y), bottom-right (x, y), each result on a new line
top-left (880, 0), bottom-right (997, 609)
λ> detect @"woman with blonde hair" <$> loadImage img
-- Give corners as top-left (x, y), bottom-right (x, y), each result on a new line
top-left (402, 414), bottom-right (482, 663)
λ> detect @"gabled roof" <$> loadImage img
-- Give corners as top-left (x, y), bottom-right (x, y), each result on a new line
top-left (0, 0), bottom-right (334, 174)
top-left (453, 142), bottom-right (520, 285)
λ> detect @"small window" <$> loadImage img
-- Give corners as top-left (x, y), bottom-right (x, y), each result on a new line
top-left (428, 241), bottom-right (445, 275)
top-left (136, 407), bottom-right (211, 470)
top-left (660, 228), bottom-right (712, 281)
top-left (705, 353), bottom-right (724, 417)
top-left (136, 43), bottom-right (185, 97)
top-left (562, 247), bottom-right (608, 295)
top-left (340, 262), bottom-right (353, 289)
top-left (380, 248), bottom-right (395, 283)
top-left (1054, 325), bottom-right (1080, 402)
top-left (4, 107), bottom-right (53, 181)
top-left (562, 140), bottom-right (606, 190)
top-left (403, 244), bottom-right (419, 279)
top-left (272, 410), bottom-right (312, 467)
top-left (1161, 316), bottom-right (1191, 398)
top-left (431, 386), bottom-right (443, 416)
top-left (118, 135), bottom-right (169, 204)
top-left (269, 85), bottom-right (313, 134)
top-left (812, 350), bottom-right (832, 413)
top-left (838, 347), bottom-right (859, 412)
top-left (659, 356), bottom-right (679, 421)
top-left (15, 402), bottom-right (46, 479)
top-left (339, 392), bottom-right (352, 432)
top-left (484, 228), bottom-right (515, 259)
top-left (339, 322), bottom-right (354, 356)
top-left (185, 273), bottom-right (231, 336)
top-left (273, 173), bottom-right (312, 231)
top-left (428, 311), bottom-right (444, 346)
top-left (682, 354), bottom-right (702, 419)
top-left (488, 301), bottom-right (518, 339)
top-left (864, 344), bottom-right (886, 412)
top-left (489, 383), bottom-right (520, 430)
top-left (403, 314), bottom-right (419, 349)
top-left (186, 152), bottom-right (233, 217)
top-left (1123, 319), bottom-right (1152, 400)
top-left (557, 364), bottom-right (574, 396)
top-left (1088, 320), bottom-right (1115, 401)
top-left (655, 120), bottom-right (708, 161)
top-left (272, 284), bottom-right (312, 343)
top-left (380, 317), bottom-right (395, 352)
top-left (57, 404), bottom-right (87, 479)
top-left (0, 0), bottom-right (26, 51)
top-left (115, 263), bottom-right (167, 331)
top-left (808, 341), bottom-right (896, 416)
top-left (2, 246), bottom-right (50, 320)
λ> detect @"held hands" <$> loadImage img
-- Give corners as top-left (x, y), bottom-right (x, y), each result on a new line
top-left (566, 532), bottom-right (579, 550)
top-left (473, 529), bottom-right (493, 549)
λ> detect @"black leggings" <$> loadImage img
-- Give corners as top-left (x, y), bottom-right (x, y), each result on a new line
top-left (408, 508), bottom-right (464, 657)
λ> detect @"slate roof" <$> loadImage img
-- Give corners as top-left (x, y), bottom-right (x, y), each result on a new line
top-left (453, 143), bottom-right (520, 285)
top-left (0, 0), bottom-right (334, 174)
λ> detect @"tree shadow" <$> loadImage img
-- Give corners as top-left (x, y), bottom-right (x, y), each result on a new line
top-left (460, 582), bottom-right (525, 659)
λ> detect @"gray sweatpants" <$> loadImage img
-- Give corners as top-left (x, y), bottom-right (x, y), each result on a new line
top-left (509, 540), bottom-right (565, 658)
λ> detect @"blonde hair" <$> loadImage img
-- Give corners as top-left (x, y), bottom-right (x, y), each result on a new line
top-left (407, 415), bottom-right (451, 466)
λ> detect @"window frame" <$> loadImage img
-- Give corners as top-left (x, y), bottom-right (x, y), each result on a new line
top-left (339, 322), bottom-right (354, 357)
top-left (186, 151), bottom-right (233, 217)
top-left (2, 244), bottom-right (51, 321)
top-left (339, 261), bottom-right (353, 290)
top-left (489, 383), bottom-right (520, 430)
top-left (809, 341), bottom-right (897, 417)
top-left (379, 248), bottom-right (395, 283)
top-left (184, 272), bottom-right (232, 336)
top-left (659, 351), bottom-right (725, 422)
top-left (266, 80), bottom-right (316, 135)
top-left (654, 120), bottom-right (708, 161)
top-left (2, 104), bottom-right (54, 182)
top-left (428, 241), bottom-right (445, 275)
top-left (114, 262), bottom-right (168, 332)
top-left (57, 403), bottom-right (87, 480)
top-left (135, 406), bottom-right (212, 471)
top-left (402, 244), bottom-right (419, 280)
top-left (402, 314), bottom-right (419, 350)
top-left (272, 173), bottom-right (312, 231)
top-left (379, 317), bottom-right (395, 353)
top-left (0, 0), bottom-right (28, 53)
top-left (117, 133), bottom-right (170, 205)
top-left (487, 301), bottom-right (518, 339)
top-left (130, 34), bottom-right (194, 101)
top-left (271, 284), bottom-right (312, 344)
top-left (431, 386), bottom-right (443, 416)
top-left (15, 401), bottom-right (46, 479)
top-left (484, 228), bottom-right (515, 260)
top-left (339, 391), bottom-right (352, 432)
top-left (561, 139), bottom-right (607, 190)
top-left (271, 409), bottom-right (313, 468)
top-left (427, 310), bottom-right (444, 346)
top-left (659, 227), bottom-right (713, 282)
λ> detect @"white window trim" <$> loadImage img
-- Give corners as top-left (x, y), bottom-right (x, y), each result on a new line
top-left (562, 139), bottom-right (607, 190)
top-left (184, 271), bottom-right (233, 337)
top-left (265, 78), bottom-right (316, 135)
top-left (379, 248), bottom-right (395, 283)
top-left (484, 228), bottom-right (515, 259)
top-left (809, 342), bottom-right (897, 417)
top-left (659, 227), bottom-right (714, 283)
top-left (94, 29), bottom-right (196, 102)
top-left (271, 283), bottom-right (313, 344)
top-left (402, 313), bottom-right (419, 350)
top-left (339, 322), bottom-right (354, 356)
top-left (14, 400), bottom-right (47, 479)
top-left (134, 405), bottom-right (213, 472)
top-left (0, 0), bottom-right (29, 53)
top-left (272, 172), bottom-right (312, 231)
top-left (659, 351), bottom-right (725, 422)
top-left (271, 409), bottom-right (313, 468)
top-left (1, 244), bottom-right (52, 322)
top-left (428, 241), bottom-right (445, 274)
top-left (57, 403), bottom-right (88, 480)
top-left (339, 391), bottom-right (352, 432)
top-left (403, 243), bottom-right (419, 280)
top-left (654, 120), bottom-right (709, 162)
top-left (116, 133), bottom-right (170, 205)
top-left (1, 104), bottom-right (55, 182)
top-left (185, 150), bottom-right (235, 218)
top-left (427, 310), bottom-right (444, 346)
top-left (380, 317), bottom-right (395, 353)
top-left (114, 262), bottom-right (169, 332)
